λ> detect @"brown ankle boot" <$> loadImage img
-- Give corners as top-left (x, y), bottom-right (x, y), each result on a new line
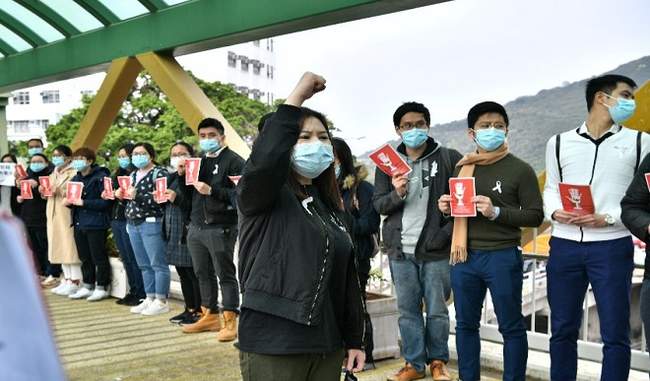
top-left (182, 306), bottom-right (222, 333)
top-left (430, 360), bottom-right (451, 381)
top-left (216, 311), bottom-right (238, 342)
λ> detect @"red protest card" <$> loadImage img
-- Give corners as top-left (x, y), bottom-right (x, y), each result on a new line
top-left (117, 176), bottom-right (132, 200)
top-left (103, 177), bottom-right (115, 200)
top-left (20, 180), bottom-right (33, 200)
top-left (228, 175), bottom-right (242, 186)
top-left (645, 173), bottom-right (650, 192)
top-left (66, 182), bottom-right (84, 205)
top-left (38, 176), bottom-right (52, 197)
top-left (369, 144), bottom-right (412, 177)
top-left (15, 164), bottom-right (27, 179)
top-left (449, 177), bottom-right (477, 217)
top-left (155, 177), bottom-right (167, 204)
top-left (185, 158), bottom-right (201, 185)
top-left (559, 183), bottom-right (595, 216)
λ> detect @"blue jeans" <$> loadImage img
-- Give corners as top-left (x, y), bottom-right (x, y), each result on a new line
top-left (112, 219), bottom-right (145, 298)
top-left (389, 254), bottom-right (450, 372)
top-left (451, 247), bottom-right (527, 381)
top-left (126, 220), bottom-right (170, 299)
top-left (548, 236), bottom-right (633, 381)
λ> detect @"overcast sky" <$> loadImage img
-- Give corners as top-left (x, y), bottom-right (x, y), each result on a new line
top-left (183, 0), bottom-right (650, 154)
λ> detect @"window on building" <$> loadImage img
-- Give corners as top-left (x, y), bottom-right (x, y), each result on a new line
top-left (270, 39), bottom-right (274, 52)
top-left (240, 56), bottom-right (249, 72)
top-left (80, 90), bottom-right (94, 97)
top-left (9, 119), bottom-right (48, 133)
top-left (227, 51), bottom-right (237, 68)
top-left (41, 90), bottom-right (60, 104)
top-left (13, 92), bottom-right (30, 105)
top-left (251, 89), bottom-right (264, 101)
top-left (267, 65), bottom-right (274, 79)
top-left (11, 121), bottom-right (29, 133)
top-left (252, 60), bottom-right (263, 75)
top-left (237, 86), bottom-right (249, 95)
top-left (253, 40), bottom-right (260, 47)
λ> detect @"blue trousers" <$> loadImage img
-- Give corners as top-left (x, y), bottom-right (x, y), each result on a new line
top-left (451, 247), bottom-right (527, 381)
top-left (547, 236), bottom-right (634, 381)
top-left (127, 220), bottom-right (170, 299)
top-left (389, 255), bottom-right (450, 372)
top-left (111, 219), bottom-right (145, 298)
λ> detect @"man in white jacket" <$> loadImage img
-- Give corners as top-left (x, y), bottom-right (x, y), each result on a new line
top-left (543, 74), bottom-right (649, 381)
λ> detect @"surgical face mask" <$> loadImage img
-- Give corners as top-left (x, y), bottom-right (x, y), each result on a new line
top-left (118, 157), bottom-right (131, 169)
top-left (132, 154), bottom-right (150, 169)
top-left (335, 164), bottom-right (341, 178)
top-left (401, 128), bottom-right (428, 148)
top-left (52, 156), bottom-right (65, 167)
top-left (603, 93), bottom-right (636, 124)
top-left (72, 159), bottom-right (88, 172)
top-left (474, 127), bottom-right (506, 151)
top-left (170, 156), bottom-right (187, 170)
top-left (292, 141), bottom-right (334, 179)
top-left (30, 162), bottom-right (47, 173)
top-left (28, 147), bottom-right (43, 156)
top-left (200, 138), bottom-right (221, 153)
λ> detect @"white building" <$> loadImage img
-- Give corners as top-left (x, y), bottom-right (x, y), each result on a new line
top-left (6, 38), bottom-right (278, 145)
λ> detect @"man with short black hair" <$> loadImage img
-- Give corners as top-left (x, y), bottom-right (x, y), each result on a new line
top-left (27, 138), bottom-right (44, 157)
top-left (374, 102), bottom-right (462, 381)
top-left (544, 74), bottom-right (650, 380)
top-left (172, 117), bottom-right (244, 342)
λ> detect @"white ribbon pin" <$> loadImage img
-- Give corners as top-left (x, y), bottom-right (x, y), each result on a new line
top-left (492, 181), bottom-right (502, 194)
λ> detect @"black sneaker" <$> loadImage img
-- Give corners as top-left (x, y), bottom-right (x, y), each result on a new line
top-left (170, 310), bottom-right (191, 324)
top-left (117, 294), bottom-right (143, 306)
top-left (115, 293), bottom-right (134, 305)
top-left (179, 311), bottom-right (201, 325)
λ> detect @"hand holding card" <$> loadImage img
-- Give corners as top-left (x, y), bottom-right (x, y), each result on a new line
top-left (155, 177), bottom-right (167, 204)
top-left (185, 158), bottom-right (201, 185)
top-left (117, 176), bottom-right (133, 200)
top-left (369, 144), bottom-right (412, 177)
top-left (449, 177), bottom-right (477, 217)
top-left (20, 180), bottom-right (33, 200)
top-left (559, 183), bottom-right (595, 216)
top-left (66, 182), bottom-right (84, 205)
top-left (103, 177), bottom-right (115, 200)
top-left (39, 176), bottom-right (52, 197)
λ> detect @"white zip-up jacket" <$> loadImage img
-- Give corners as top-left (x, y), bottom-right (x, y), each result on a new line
top-left (544, 122), bottom-right (650, 242)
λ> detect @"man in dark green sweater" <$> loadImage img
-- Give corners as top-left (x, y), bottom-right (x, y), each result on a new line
top-left (438, 101), bottom-right (543, 381)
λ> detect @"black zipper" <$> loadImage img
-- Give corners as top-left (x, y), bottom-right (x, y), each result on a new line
top-left (305, 201), bottom-right (330, 326)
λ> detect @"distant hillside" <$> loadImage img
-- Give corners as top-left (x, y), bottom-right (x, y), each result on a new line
top-left (360, 55), bottom-right (650, 173)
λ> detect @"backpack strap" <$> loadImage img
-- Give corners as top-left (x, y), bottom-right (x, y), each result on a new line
top-left (555, 134), bottom-right (563, 182)
top-left (636, 131), bottom-right (642, 173)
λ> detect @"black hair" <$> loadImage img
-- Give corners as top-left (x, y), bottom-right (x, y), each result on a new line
top-left (72, 147), bottom-right (97, 164)
top-left (257, 112), bottom-right (275, 133)
top-left (1, 153), bottom-right (17, 163)
top-left (585, 74), bottom-right (637, 111)
top-left (52, 145), bottom-right (72, 157)
top-left (467, 101), bottom-right (509, 129)
top-left (197, 117), bottom-right (225, 135)
top-left (27, 138), bottom-right (44, 147)
top-left (393, 102), bottom-right (431, 128)
top-left (133, 142), bottom-right (157, 160)
top-left (286, 107), bottom-right (342, 212)
top-left (170, 141), bottom-right (195, 156)
top-left (30, 153), bottom-right (49, 163)
top-left (119, 143), bottom-right (135, 156)
top-left (332, 137), bottom-right (356, 183)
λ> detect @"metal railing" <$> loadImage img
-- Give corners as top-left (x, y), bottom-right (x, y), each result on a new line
top-left (366, 236), bottom-right (650, 372)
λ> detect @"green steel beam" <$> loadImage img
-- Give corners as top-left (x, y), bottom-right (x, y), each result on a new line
top-left (15, 0), bottom-right (81, 38)
top-left (73, 0), bottom-right (120, 26)
top-left (0, 38), bottom-right (17, 56)
top-left (136, 0), bottom-right (169, 12)
top-left (0, 7), bottom-right (47, 47)
top-left (0, 0), bottom-right (449, 92)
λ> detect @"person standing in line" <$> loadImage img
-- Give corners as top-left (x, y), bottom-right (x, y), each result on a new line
top-left (0, 154), bottom-right (21, 216)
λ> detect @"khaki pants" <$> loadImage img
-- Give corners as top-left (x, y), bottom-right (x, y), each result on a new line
top-left (239, 349), bottom-right (345, 381)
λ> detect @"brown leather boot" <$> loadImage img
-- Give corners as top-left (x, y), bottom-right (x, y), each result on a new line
top-left (430, 360), bottom-right (451, 381)
top-left (387, 363), bottom-right (425, 381)
top-left (182, 306), bottom-right (222, 333)
top-left (216, 311), bottom-right (238, 342)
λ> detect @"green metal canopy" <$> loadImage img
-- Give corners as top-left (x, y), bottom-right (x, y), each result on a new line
top-left (0, 0), bottom-right (447, 93)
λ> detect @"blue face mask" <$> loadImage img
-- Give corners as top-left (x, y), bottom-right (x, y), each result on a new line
top-left (335, 164), bottom-right (341, 178)
top-left (604, 94), bottom-right (636, 124)
top-left (28, 147), bottom-right (43, 156)
top-left (200, 139), bottom-right (221, 153)
top-left (474, 127), bottom-right (507, 151)
top-left (401, 128), bottom-right (428, 148)
top-left (118, 157), bottom-right (131, 169)
top-left (52, 156), bottom-right (65, 167)
top-left (72, 159), bottom-right (88, 172)
top-left (292, 141), bottom-right (334, 179)
top-left (30, 162), bottom-right (47, 173)
top-left (132, 154), bottom-right (150, 169)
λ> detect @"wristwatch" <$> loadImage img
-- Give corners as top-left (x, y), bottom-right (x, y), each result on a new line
top-left (604, 214), bottom-right (615, 226)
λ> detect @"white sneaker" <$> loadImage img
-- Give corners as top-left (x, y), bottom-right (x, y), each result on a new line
top-left (62, 283), bottom-right (80, 296)
top-left (86, 288), bottom-right (109, 302)
top-left (69, 287), bottom-right (92, 299)
top-left (140, 299), bottom-right (170, 316)
top-left (130, 298), bottom-right (152, 314)
top-left (51, 281), bottom-right (67, 294)
top-left (41, 275), bottom-right (58, 288)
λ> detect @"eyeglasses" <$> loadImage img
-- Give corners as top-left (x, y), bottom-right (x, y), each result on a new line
top-left (475, 122), bottom-right (507, 130)
top-left (398, 120), bottom-right (428, 131)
